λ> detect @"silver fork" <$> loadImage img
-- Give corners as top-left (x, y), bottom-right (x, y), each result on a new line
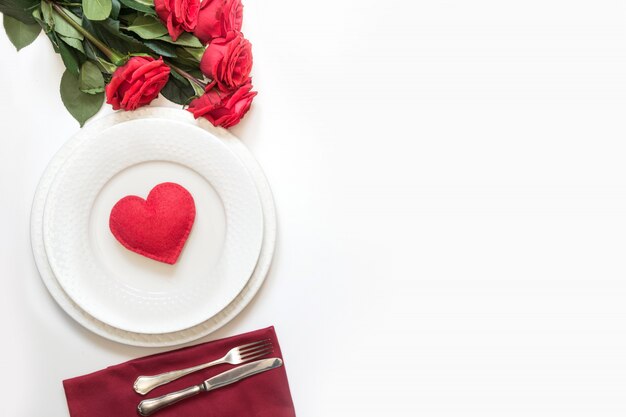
top-left (133, 340), bottom-right (273, 395)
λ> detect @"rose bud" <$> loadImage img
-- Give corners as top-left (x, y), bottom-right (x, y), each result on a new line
top-left (105, 57), bottom-right (171, 111)
top-left (193, 0), bottom-right (243, 44)
top-left (155, 0), bottom-right (200, 41)
top-left (200, 31), bottom-right (252, 91)
top-left (187, 80), bottom-right (257, 128)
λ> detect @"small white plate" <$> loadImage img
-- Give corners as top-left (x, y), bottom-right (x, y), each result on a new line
top-left (42, 117), bottom-right (264, 334)
top-left (31, 108), bottom-right (276, 347)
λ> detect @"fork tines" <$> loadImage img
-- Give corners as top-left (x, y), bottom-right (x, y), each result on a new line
top-left (237, 339), bottom-right (273, 362)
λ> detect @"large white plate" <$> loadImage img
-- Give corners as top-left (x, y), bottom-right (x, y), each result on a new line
top-left (42, 113), bottom-right (264, 334)
top-left (31, 108), bottom-right (276, 346)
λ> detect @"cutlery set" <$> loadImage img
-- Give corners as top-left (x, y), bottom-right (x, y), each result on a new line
top-left (134, 339), bottom-right (281, 416)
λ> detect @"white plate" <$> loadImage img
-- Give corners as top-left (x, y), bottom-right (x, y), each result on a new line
top-left (31, 108), bottom-right (276, 347)
top-left (42, 115), bottom-right (264, 334)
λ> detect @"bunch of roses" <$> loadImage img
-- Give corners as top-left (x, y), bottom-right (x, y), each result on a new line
top-left (1, 0), bottom-right (256, 128)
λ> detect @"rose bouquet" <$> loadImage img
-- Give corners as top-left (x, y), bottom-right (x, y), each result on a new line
top-left (0, 0), bottom-right (256, 127)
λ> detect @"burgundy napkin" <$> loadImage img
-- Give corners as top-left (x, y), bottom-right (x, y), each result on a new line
top-left (63, 327), bottom-right (296, 417)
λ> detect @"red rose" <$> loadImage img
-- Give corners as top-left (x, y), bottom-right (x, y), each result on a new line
top-left (155, 0), bottom-right (200, 41)
top-left (200, 31), bottom-right (252, 91)
top-left (187, 80), bottom-right (257, 128)
top-left (105, 57), bottom-right (170, 111)
top-left (193, 0), bottom-right (243, 44)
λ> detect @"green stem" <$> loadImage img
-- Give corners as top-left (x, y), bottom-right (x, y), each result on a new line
top-left (168, 63), bottom-right (207, 89)
top-left (48, 1), bottom-right (126, 66)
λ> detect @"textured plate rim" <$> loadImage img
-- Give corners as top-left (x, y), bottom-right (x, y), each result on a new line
top-left (30, 107), bottom-right (277, 347)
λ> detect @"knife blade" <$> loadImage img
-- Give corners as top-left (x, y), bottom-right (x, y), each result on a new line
top-left (137, 358), bottom-right (283, 416)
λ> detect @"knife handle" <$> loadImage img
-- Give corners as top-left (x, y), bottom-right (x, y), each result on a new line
top-left (137, 384), bottom-right (203, 416)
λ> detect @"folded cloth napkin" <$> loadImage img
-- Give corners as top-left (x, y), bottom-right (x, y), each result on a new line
top-left (63, 326), bottom-right (296, 417)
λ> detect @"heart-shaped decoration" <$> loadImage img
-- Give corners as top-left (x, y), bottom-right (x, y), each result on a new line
top-left (109, 182), bottom-right (196, 264)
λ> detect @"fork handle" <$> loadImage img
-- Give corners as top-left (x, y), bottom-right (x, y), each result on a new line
top-left (134, 359), bottom-right (222, 395)
top-left (137, 384), bottom-right (203, 416)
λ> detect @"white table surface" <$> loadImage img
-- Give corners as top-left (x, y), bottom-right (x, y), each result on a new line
top-left (2, 1), bottom-right (626, 416)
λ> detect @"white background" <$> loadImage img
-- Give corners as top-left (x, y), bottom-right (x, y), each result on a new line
top-left (2, 0), bottom-right (626, 415)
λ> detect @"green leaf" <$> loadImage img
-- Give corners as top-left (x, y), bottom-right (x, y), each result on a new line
top-left (30, 7), bottom-right (42, 22)
top-left (110, 0), bottom-right (120, 19)
top-left (117, 12), bottom-right (136, 22)
top-left (0, 0), bottom-right (39, 24)
top-left (157, 32), bottom-right (202, 48)
top-left (31, 8), bottom-right (49, 31)
top-left (118, 0), bottom-right (154, 15)
top-left (64, 8), bottom-right (83, 24)
top-left (59, 34), bottom-right (84, 53)
top-left (34, 11), bottom-right (59, 51)
top-left (96, 56), bottom-right (117, 73)
top-left (169, 66), bottom-right (186, 83)
top-left (3, 14), bottom-right (40, 50)
top-left (60, 69), bottom-right (104, 126)
top-left (82, 17), bottom-right (149, 55)
top-left (187, 68), bottom-right (203, 79)
top-left (125, 14), bottom-right (167, 39)
top-left (82, 37), bottom-right (100, 59)
top-left (170, 46), bottom-right (204, 68)
top-left (160, 74), bottom-right (195, 105)
top-left (83, 0), bottom-right (112, 21)
top-left (188, 79), bottom-right (204, 96)
top-left (51, 8), bottom-right (83, 39)
top-left (79, 60), bottom-right (105, 94)
top-left (176, 46), bottom-right (204, 62)
top-left (59, 38), bottom-right (80, 76)
top-left (143, 38), bottom-right (177, 57)
top-left (40, 0), bottom-right (53, 27)
top-left (84, 40), bottom-right (117, 73)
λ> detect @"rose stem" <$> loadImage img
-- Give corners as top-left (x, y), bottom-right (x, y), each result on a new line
top-left (48, 1), bottom-right (126, 66)
top-left (167, 62), bottom-right (207, 90)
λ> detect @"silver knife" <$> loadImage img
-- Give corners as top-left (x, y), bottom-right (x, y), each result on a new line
top-left (137, 358), bottom-right (283, 416)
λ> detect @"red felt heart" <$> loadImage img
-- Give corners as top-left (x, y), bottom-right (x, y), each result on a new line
top-left (109, 182), bottom-right (196, 264)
